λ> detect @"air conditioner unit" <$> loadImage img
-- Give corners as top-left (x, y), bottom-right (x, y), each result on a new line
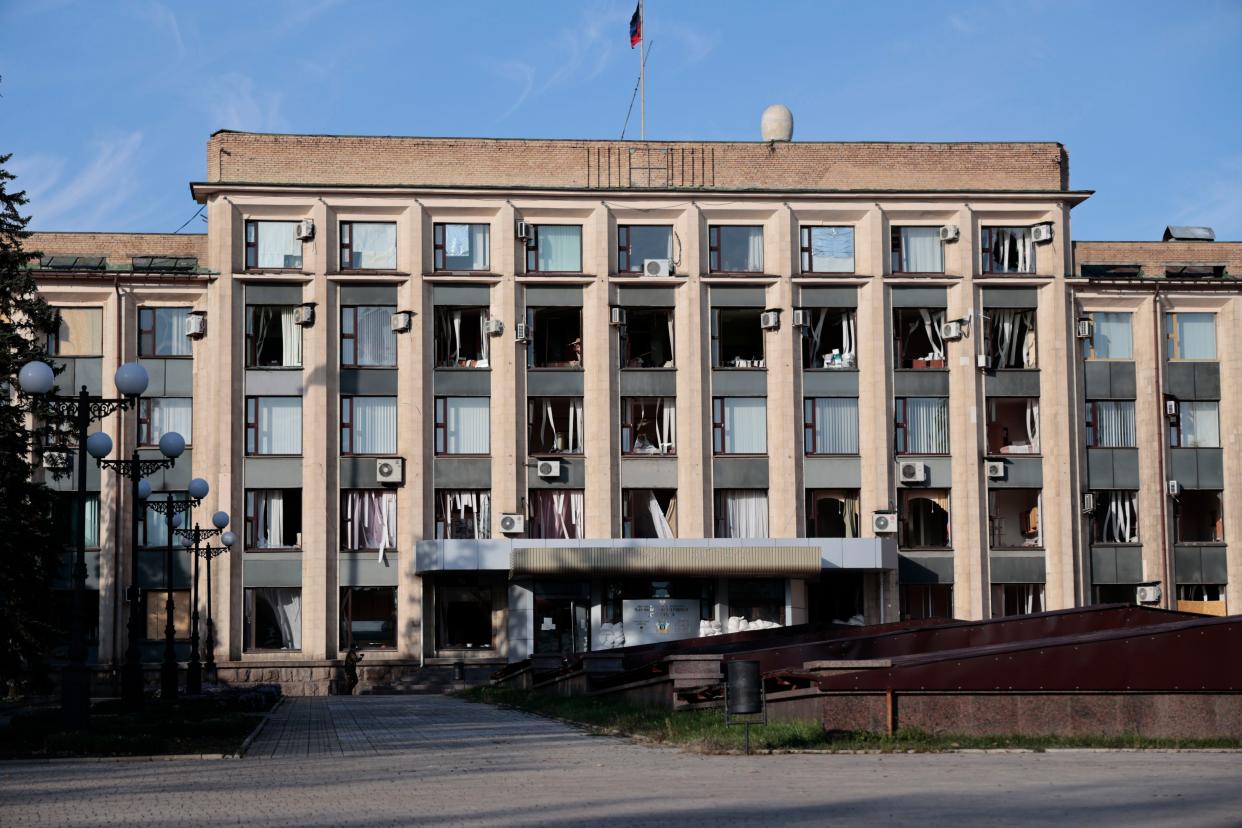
top-left (1136, 585), bottom-right (1161, 604)
top-left (759, 310), bottom-right (781, 331)
top-left (516, 221), bottom-right (533, 240)
top-left (485, 318), bottom-right (504, 336)
top-left (1165, 400), bottom-right (1178, 417)
top-left (390, 311), bottom-right (413, 333)
top-left (1081, 492), bottom-right (1096, 514)
top-left (499, 513), bottom-right (525, 534)
top-left (294, 304), bottom-right (315, 326)
top-left (977, 353), bottom-right (991, 369)
top-left (872, 512), bottom-right (898, 534)
top-left (791, 309), bottom-right (810, 328)
top-left (986, 460), bottom-right (1006, 480)
top-left (1076, 319), bottom-right (1094, 339)
top-left (939, 320), bottom-right (964, 341)
top-left (375, 457), bottom-right (404, 485)
top-left (643, 258), bottom-right (671, 277)
top-left (1167, 479), bottom-right (1182, 497)
top-left (537, 459), bottom-right (561, 479)
top-left (897, 461), bottom-right (927, 484)
top-left (514, 322), bottom-right (529, 342)
top-left (296, 218), bottom-right (315, 240)
top-left (938, 224), bottom-right (960, 242)
top-left (185, 314), bottom-right (207, 338)
top-left (1031, 223), bottom-right (1054, 244)
top-left (610, 307), bottom-right (627, 327)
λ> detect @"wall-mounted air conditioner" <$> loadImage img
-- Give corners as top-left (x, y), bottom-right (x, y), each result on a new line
top-left (376, 458), bottom-right (404, 485)
top-left (485, 318), bottom-right (504, 336)
top-left (643, 258), bottom-right (671, 277)
top-left (977, 353), bottom-right (991, 369)
top-left (759, 310), bottom-right (781, 331)
top-left (1165, 400), bottom-right (1179, 417)
top-left (985, 461), bottom-right (1006, 480)
top-left (296, 219), bottom-right (315, 241)
top-left (940, 320), bottom-right (964, 341)
top-left (1136, 585), bottom-right (1161, 604)
top-left (515, 323), bottom-right (529, 342)
top-left (791, 309), bottom-right (810, 328)
top-left (1081, 492), bottom-right (1096, 514)
top-left (897, 461), bottom-right (927, 484)
top-left (1076, 319), bottom-right (1094, 339)
top-left (294, 304), bottom-right (316, 327)
top-left (872, 512), bottom-right (897, 534)
top-left (536, 459), bottom-right (562, 479)
top-left (939, 224), bottom-right (960, 242)
top-left (390, 311), bottom-right (413, 333)
top-left (1031, 223), bottom-right (1054, 244)
top-left (610, 307), bottom-right (627, 327)
top-left (1166, 480), bottom-right (1182, 497)
top-left (186, 314), bottom-right (207, 338)
top-left (499, 513), bottom-right (525, 534)
top-left (516, 221), bottom-right (533, 240)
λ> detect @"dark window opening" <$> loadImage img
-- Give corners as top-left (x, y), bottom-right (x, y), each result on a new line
top-left (802, 308), bottom-right (856, 369)
top-left (622, 488), bottom-right (677, 538)
top-left (620, 307), bottom-right (674, 368)
top-left (894, 307), bottom-right (946, 369)
top-left (900, 584), bottom-right (953, 621)
top-left (1090, 490), bottom-right (1139, 544)
top-left (435, 307), bottom-right (490, 368)
top-left (244, 488), bottom-right (303, 550)
top-left (435, 577), bottom-right (495, 650)
top-left (983, 308), bottom-right (1037, 369)
top-left (728, 578), bottom-right (784, 625)
top-left (1176, 490), bottom-right (1224, 543)
top-left (50, 590), bottom-right (100, 648)
top-left (986, 397), bottom-right (1040, 455)
top-left (988, 489), bottom-right (1042, 549)
top-left (806, 572), bottom-right (864, 625)
top-left (528, 397), bottom-right (584, 455)
top-left (243, 587), bottom-right (301, 651)
top-left (528, 490), bottom-right (584, 539)
top-left (435, 490), bottom-right (491, 539)
top-left (806, 489), bottom-right (860, 538)
top-left (899, 490), bottom-right (951, 549)
top-left (1093, 585), bottom-right (1137, 605)
top-left (981, 227), bottom-right (1037, 274)
top-left (246, 305), bottom-right (302, 368)
top-left (711, 308), bottom-right (764, 368)
top-left (532, 583), bottom-right (590, 654)
top-left (340, 587), bottom-right (396, 650)
top-left (990, 583), bottom-right (1044, 617)
top-left (526, 307), bottom-right (582, 368)
top-left (621, 397), bottom-right (675, 455)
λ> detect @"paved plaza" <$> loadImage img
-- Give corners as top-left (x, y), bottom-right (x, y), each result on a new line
top-left (2, 695), bottom-right (1240, 826)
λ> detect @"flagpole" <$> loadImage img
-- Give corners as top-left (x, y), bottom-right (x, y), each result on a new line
top-left (639, 0), bottom-right (645, 140)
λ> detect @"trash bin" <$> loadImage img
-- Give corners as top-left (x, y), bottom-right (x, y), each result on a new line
top-left (725, 660), bottom-right (762, 715)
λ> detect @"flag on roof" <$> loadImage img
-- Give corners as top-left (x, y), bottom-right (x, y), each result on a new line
top-left (629, 3), bottom-right (642, 47)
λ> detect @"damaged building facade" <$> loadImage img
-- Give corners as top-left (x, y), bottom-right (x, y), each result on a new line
top-left (25, 130), bottom-right (1242, 690)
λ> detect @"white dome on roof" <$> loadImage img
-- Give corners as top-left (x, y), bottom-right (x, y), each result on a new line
top-left (761, 104), bottom-right (793, 142)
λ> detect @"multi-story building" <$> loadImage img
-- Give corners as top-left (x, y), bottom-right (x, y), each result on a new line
top-left (25, 129), bottom-right (1238, 691)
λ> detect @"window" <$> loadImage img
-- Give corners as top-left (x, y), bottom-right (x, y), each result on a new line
top-left (246, 306), bottom-right (302, 368)
top-left (245, 220), bottom-right (302, 270)
top-left (620, 307), bottom-right (674, 368)
top-left (714, 489), bottom-right (769, 539)
top-left (622, 489), bottom-right (677, 538)
top-left (621, 397), bottom-right (676, 455)
top-left (800, 226), bottom-right (854, 273)
top-left (47, 308), bottom-right (102, 356)
top-left (803, 398), bottom-right (858, 455)
top-left (435, 307), bottom-right (490, 368)
top-left (618, 225), bottom-right (674, 273)
top-left (711, 308), bottom-right (765, 368)
top-left (985, 397), bottom-right (1040, 455)
top-left (340, 587), bottom-right (396, 650)
top-left (728, 579), bottom-right (785, 625)
top-left (894, 308), bottom-right (946, 369)
top-left (143, 590), bottom-right (191, 640)
top-left (434, 397), bottom-right (490, 455)
top-left (988, 489), bottom-right (1042, 549)
top-left (244, 489), bottom-right (303, 549)
top-left (526, 307), bottom-right (582, 368)
top-left (244, 587), bottom-right (301, 651)
top-left (1082, 312), bottom-right (1132, 360)
top-left (899, 490), bottom-right (951, 549)
top-left (806, 490), bottom-right (860, 538)
top-left (990, 583), bottom-right (1044, 617)
top-left (895, 397), bottom-right (949, 454)
top-left (1176, 584), bottom-right (1226, 610)
top-left (339, 221), bottom-right (397, 270)
top-left (137, 398), bottom-right (193, 447)
top-left (983, 309), bottom-right (1037, 369)
top-left (341, 306), bottom-right (397, 368)
top-left (52, 492), bottom-right (100, 549)
top-left (245, 397), bottom-right (302, 455)
top-left (1084, 401), bottom-right (1136, 448)
top-left (434, 223), bottom-right (491, 271)
top-left (1090, 490), bottom-right (1139, 543)
top-left (802, 308), bottom-right (856, 369)
top-left (1166, 312), bottom-right (1216, 360)
top-left (712, 397), bottom-right (767, 455)
top-left (528, 490), bottom-right (585, 539)
top-left (435, 576), bottom-right (494, 650)
top-left (435, 490), bottom-right (491, 539)
top-left (708, 225), bottom-right (763, 273)
top-left (1176, 490), bottom-right (1223, 543)
top-left (340, 396), bottom-right (397, 455)
top-left (891, 227), bottom-right (944, 273)
top-left (528, 397), bottom-right (584, 455)
top-left (1170, 400), bottom-right (1220, 448)
top-left (525, 225), bottom-right (582, 272)
top-left (340, 490), bottom-right (397, 551)
top-left (138, 307), bottom-right (192, 357)
top-left (900, 584), bottom-right (953, 621)
top-left (140, 492), bottom-right (187, 548)
top-left (981, 227), bottom-right (1037, 274)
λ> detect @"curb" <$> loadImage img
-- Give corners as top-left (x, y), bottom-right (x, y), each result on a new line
top-left (236, 696), bottom-right (285, 758)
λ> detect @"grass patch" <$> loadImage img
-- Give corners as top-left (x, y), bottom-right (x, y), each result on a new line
top-left (458, 686), bottom-right (1242, 754)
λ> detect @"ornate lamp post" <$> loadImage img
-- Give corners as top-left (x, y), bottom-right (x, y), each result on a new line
top-left (204, 530), bottom-right (237, 682)
top-left (17, 360), bottom-right (148, 727)
top-left (176, 510), bottom-right (231, 695)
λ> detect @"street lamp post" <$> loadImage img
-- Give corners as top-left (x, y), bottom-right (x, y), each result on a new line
top-left (177, 510), bottom-right (230, 696)
top-left (17, 360), bottom-right (148, 728)
top-left (204, 529), bottom-right (237, 681)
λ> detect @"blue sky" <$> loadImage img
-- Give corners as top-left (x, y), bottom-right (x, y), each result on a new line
top-left (2, 0), bottom-right (1240, 240)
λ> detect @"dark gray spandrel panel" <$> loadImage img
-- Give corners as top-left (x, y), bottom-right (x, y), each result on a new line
top-left (433, 457), bottom-right (491, 489)
top-left (1110, 449), bottom-right (1140, 489)
top-left (712, 457), bottom-right (770, 488)
top-left (1201, 545), bottom-right (1228, 583)
top-left (1195, 363), bottom-right (1221, 400)
top-left (985, 370), bottom-right (1040, 398)
top-left (340, 285), bottom-right (397, 306)
top-left (137, 448), bottom-right (193, 490)
top-left (1083, 362), bottom-right (1113, 398)
top-left (798, 287), bottom-right (858, 308)
top-left (709, 287), bottom-right (767, 307)
top-left (616, 286), bottom-right (677, 307)
top-left (895, 456), bottom-right (952, 488)
top-left (138, 548), bottom-right (193, 589)
top-left (1174, 546), bottom-right (1204, 584)
top-left (1115, 546), bottom-right (1144, 583)
top-left (989, 553), bottom-right (1046, 583)
top-left (802, 370), bottom-right (859, 397)
top-left (340, 368), bottom-right (399, 396)
top-left (1086, 449), bottom-right (1115, 489)
top-left (55, 550), bottom-right (101, 589)
top-left (244, 457), bottom-right (303, 488)
top-left (243, 554), bottom-right (303, 587)
top-left (339, 552), bottom-right (399, 587)
top-left (341, 458), bottom-right (394, 488)
top-left (526, 370), bottom-right (584, 397)
top-left (804, 457), bottom-right (862, 488)
top-left (1091, 546), bottom-right (1117, 584)
top-left (893, 371), bottom-right (949, 397)
top-left (619, 370), bottom-right (677, 397)
top-left (1195, 449), bottom-right (1224, 489)
top-left (898, 553), bottom-right (954, 584)
top-left (1109, 362), bottom-right (1137, 399)
top-left (140, 359), bottom-right (167, 396)
top-left (434, 370), bottom-right (492, 396)
top-left (890, 287), bottom-right (947, 308)
top-left (989, 457), bottom-right (1043, 488)
top-left (1164, 363), bottom-right (1196, 399)
top-left (76, 358), bottom-right (103, 396)
top-left (711, 369), bottom-right (767, 396)
top-left (46, 455), bottom-right (102, 491)
top-left (527, 459), bottom-right (587, 488)
top-left (981, 287), bottom-right (1039, 308)
top-left (524, 286), bottom-right (583, 307)
top-left (164, 359), bottom-right (194, 396)
top-left (246, 369), bottom-right (303, 396)
top-left (247, 284), bottom-right (304, 304)
top-left (433, 285), bottom-right (491, 305)
top-left (619, 457), bottom-right (679, 488)
top-left (1093, 546), bottom-right (1145, 584)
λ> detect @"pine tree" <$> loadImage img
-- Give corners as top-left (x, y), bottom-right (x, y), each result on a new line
top-left (0, 153), bottom-right (62, 694)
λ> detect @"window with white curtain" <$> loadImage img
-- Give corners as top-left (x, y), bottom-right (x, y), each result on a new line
top-left (435, 489), bottom-right (491, 539)
top-left (340, 221), bottom-right (397, 270)
top-left (800, 226), bottom-right (854, 273)
top-left (138, 307), bottom-right (192, 357)
top-left (435, 397), bottom-right (491, 455)
top-left (714, 489), bottom-right (769, 539)
top-left (981, 227), bottom-right (1037, 274)
top-left (526, 225), bottom-right (582, 272)
top-left (1085, 400), bottom-right (1136, 448)
top-left (138, 397), bottom-right (193, 446)
top-left (245, 488), bottom-right (303, 549)
top-left (1166, 312), bottom-right (1217, 360)
top-left (434, 306), bottom-right (491, 368)
top-left (528, 489), bottom-right (585, 539)
top-left (48, 307), bottom-right (103, 356)
top-left (435, 223), bottom-right (491, 271)
top-left (528, 397), bottom-right (585, 454)
top-left (341, 396), bottom-right (397, 455)
top-left (891, 227), bottom-right (944, 273)
top-left (246, 305), bottom-right (302, 368)
top-left (802, 308), bottom-right (856, 369)
top-left (712, 397), bottom-right (767, 455)
top-left (341, 490), bottom-right (397, 551)
top-left (1090, 490), bottom-right (1139, 543)
top-left (246, 397), bottom-right (303, 455)
top-left (621, 397), bottom-right (676, 455)
top-left (341, 306), bottom-right (397, 367)
top-left (1173, 400), bottom-right (1220, 448)
top-left (895, 397), bottom-right (949, 454)
top-left (1083, 312), bottom-right (1132, 360)
top-left (244, 587), bottom-right (302, 651)
top-left (245, 221), bottom-right (303, 270)
top-left (804, 398), bottom-right (859, 455)
top-left (709, 226), bottom-right (764, 273)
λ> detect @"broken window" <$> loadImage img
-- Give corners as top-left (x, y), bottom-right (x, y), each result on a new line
top-left (894, 308), bottom-right (946, 369)
top-left (1090, 490), bottom-right (1139, 544)
top-left (891, 227), bottom-right (944, 273)
top-left (340, 587), bottom-right (397, 650)
top-left (900, 584), bottom-right (953, 621)
top-left (895, 397), bottom-right (949, 454)
top-left (711, 308), bottom-right (764, 368)
top-left (246, 306), bottom-right (302, 368)
top-left (988, 489), bottom-right (1042, 549)
top-left (435, 307), bottom-right (491, 368)
top-left (435, 576), bottom-right (495, 649)
top-left (622, 489), bottom-right (677, 538)
top-left (340, 490), bottom-right (397, 552)
top-left (899, 489), bottom-right (951, 549)
top-left (620, 307), bottom-right (674, 368)
top-left (1176, 584), bottom-right (1226, 613)
top-left (243, 587), bottom-right (301, 651)
top-left (1085, 401), bottom-right (1136, 448)
top-left (985, 397), bottom-right (1040, 455)
top-left (617, 225), bottom-right (675, 273)
top-left (983, 308), bottom-right (1037, 369)
top-left (806, 489), bottom-right (860, 538)
top-left (800, 226), bottom-right (855, 273)
top-left (728, 579), bottom-right (785, 625)
top-left (528, 490), bottom-right (585, 539)
top-left (621, 397), bottom-right (676, 455)
top-left (1175, 490), bottom-right (1223, 543)
top-left (435, 489), bottom-right (491, 539)
top-left (1169, 400), bottom-right (1220, 448)
top-left (244, 488), bottom-right (303, 550)
top-left (990, 583), bottom-right (1045, 617)
top-left (802, 308), bottom-right (856, 369)
top-left (526, 307), bottom-right (582, 368)
top-left (528, 397), bottom-right (585, 455)
top-left (981, 227), bottom-right (1037, 274)
top-left (434, 223), bottom-right (491, 271)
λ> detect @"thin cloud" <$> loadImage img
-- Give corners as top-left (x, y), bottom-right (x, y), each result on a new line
top-left (494, 60), bottom-right (536, 124)
top-left (16, 131), bottom-right (144, 230)
top-left (204, 73), bottom-right (287, 133)
top-left (127, 0), bottom-right (185, 56)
